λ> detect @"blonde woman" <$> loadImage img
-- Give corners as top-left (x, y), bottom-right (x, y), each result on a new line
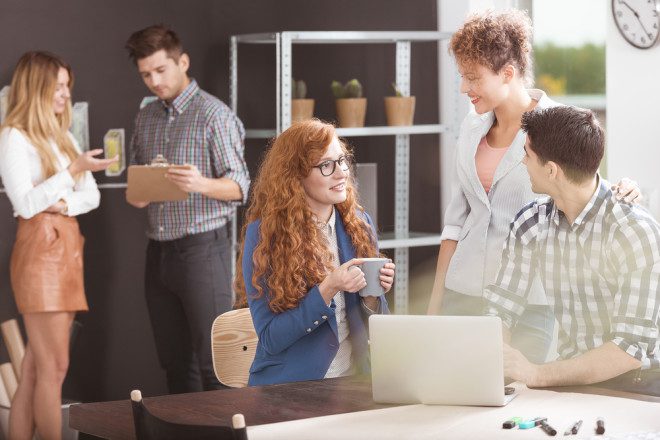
top-left (0, 51), bottom-right (116, 440)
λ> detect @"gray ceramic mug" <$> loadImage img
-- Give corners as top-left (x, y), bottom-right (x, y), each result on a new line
top-left (358, 257), bottom-right (390, 297)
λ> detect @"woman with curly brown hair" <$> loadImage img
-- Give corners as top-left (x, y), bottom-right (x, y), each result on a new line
top-left (426, 9), bottom-right (639, 363)
top-left (235, 119), bottom-right (393, 386)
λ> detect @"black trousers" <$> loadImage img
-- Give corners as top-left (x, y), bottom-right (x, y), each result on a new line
top-left (145, 226), bottom-right (232, 393)
top-left (595, 368), bottom-right (660, 397)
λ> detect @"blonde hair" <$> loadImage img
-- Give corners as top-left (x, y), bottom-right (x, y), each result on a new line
top-left (2, 51), bottom-right (78, 178)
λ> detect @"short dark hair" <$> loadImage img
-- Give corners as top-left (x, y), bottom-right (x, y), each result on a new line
top-left (521, 106), bottom-right (604, 183)
top-left (125, 25), bottom-right (183, 64)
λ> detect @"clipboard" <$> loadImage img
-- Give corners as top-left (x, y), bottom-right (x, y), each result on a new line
top-left (126, 154), bottom-right (188, 203)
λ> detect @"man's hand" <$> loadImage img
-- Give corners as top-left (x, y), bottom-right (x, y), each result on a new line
top-left (503, 343), bottom-right (539, 386)
top-left (126, 198), bottom-right (149, 208)
top-left (612, 177), bottom-right (642, 204)
top-left (166, 164), bottom-right (208, 194)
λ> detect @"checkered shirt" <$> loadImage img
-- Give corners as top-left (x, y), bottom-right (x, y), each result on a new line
top-left (130, 80), bottom-right (250, 241)
top-left (484, 177), bottom-right (660, 369)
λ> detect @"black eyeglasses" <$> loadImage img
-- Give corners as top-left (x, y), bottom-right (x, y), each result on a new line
top-left (313, 155), bottom-right (352, 176)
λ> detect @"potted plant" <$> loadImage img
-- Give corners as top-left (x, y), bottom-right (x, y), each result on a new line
top-left (384, 83), bottom-right (415, 126)
top-left (291, 79), bottom-right (314, 123)
top-left (331, 79), bottom-right (366, 128)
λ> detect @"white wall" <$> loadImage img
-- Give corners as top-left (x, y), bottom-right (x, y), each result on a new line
top-left (606, 15), bottom-right (660, 219)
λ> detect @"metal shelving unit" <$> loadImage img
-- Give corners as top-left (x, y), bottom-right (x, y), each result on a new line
top-left (230, 31), bottom-right (451, 314)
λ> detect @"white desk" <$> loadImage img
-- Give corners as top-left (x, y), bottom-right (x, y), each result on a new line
top-left (248, 383), bottom-right (660, 439)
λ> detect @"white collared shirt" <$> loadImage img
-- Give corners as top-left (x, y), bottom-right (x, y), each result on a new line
top-left (0, 127), bottom-right (99, 219)
top-left (320, 209), bottom-right (355, 378)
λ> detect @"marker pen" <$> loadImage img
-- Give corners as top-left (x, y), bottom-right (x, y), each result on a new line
top-left (502, 417), bottom-right (522, 429)
top-left (564, 420), bottom-right (582, 436)
top-left (519, 417), bottom-right (547, 429)
top-left (532, 417), bottom-right (548, 426)
top-left (540, 420), bottom-right (557, 436)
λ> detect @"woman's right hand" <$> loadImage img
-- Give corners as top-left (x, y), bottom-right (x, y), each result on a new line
top-left (318, 259), bottom-right (366, 303)
top-left (68, 149), bottom-right (118, 176)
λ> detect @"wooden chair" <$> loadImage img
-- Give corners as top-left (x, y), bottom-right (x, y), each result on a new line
top-left (211, 308), bottom-right (258, 387)
top-left (1, 319), bottom-right (25, 380)
top-left (130, 390), bottom-right (248, 440)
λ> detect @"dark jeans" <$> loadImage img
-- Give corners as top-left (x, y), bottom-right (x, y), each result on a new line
top-left (145, 227), bottom-right (232, 393)
top-left (440, 289), bottom-right (555, 364)
top-left (595, 368), bottom-right (660, 397)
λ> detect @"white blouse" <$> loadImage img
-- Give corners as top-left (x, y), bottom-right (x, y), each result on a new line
top-left (0, 127), bottom-right (100, 219)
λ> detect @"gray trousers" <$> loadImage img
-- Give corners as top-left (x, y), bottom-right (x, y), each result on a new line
top-left (145, 226), bottom-right (232, 393)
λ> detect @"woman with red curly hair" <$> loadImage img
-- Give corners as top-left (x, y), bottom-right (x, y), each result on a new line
top-left (235, 119), bottom-right (393, 386)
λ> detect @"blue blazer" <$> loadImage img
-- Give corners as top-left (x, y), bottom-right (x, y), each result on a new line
top-left (243, 210), bottom-right (389, 386)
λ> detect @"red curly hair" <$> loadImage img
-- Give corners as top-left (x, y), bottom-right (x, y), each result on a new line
top-left (234, 119), bottom-right (378, 313)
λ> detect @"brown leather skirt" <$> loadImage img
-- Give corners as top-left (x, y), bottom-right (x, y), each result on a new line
top-left (10, 213), bottom-right (88, 313)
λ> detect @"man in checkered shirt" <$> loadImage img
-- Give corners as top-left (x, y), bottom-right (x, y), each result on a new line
top-left (125, 25), bottom-right (249, 393)
top-left (484, 106), bottom-right (660, 395)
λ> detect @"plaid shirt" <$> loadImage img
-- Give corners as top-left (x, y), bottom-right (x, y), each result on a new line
top-left (130, 80), bottom-right (250, 241)
top-left (484, 177), bottom-right (660, 369)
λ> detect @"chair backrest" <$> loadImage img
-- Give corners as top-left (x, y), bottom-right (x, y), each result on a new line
top-left (130, 390), bottom-right (248, 440)
top-left (211, 308), bottom-right (258, 388)
top-left (1, 319), bottom-right (25, 380)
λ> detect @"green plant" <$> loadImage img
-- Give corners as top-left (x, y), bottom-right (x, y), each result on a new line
top-left (391, 82), bottom-right (405, 97)
top-left (331, 79), bottom-right (363, 99)
top-left (292, 79), bottom-right (307, 99)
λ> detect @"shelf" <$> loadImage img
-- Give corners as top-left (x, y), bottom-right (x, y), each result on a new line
top-left (246, 124), bottom-right (446, 140)
top-left (337, 124), bottom-right (446, 137)
top-left (236, 31), bottom-right (451, 44)
top-left (245, 129), bottom-right (277, 139)
top-left (377, 232), bottom-right (443, 250)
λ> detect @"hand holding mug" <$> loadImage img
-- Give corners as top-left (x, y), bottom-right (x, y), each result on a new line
top-left (379, 261), bottom-right (395, 293)
top-left (319, 258), bottom-right (366, 303)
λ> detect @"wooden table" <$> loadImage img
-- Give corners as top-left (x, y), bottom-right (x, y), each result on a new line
top-left (69, 376), bottom-right (660, 440)
top-left (69, 376), bottom-right (397, 439)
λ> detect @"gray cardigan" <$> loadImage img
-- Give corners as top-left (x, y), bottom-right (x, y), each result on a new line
top-left (440, 89), bottom-right (560, 305)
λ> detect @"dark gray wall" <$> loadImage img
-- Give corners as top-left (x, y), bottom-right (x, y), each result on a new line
top-left (0, 0), bottom-right (440, 402)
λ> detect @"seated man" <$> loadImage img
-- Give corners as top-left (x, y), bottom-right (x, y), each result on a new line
top-left (484, 106), bottom-right (660, 395)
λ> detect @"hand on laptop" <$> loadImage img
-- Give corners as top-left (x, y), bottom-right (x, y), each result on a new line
top-left (503, 343), bottom-right (539, 386)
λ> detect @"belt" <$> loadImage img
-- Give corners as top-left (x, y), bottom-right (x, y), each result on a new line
top-left (151, 225), bottom-right (228, 249)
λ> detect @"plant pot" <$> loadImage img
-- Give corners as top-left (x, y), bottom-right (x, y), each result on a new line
top-left (335, 98), bottom-right (367, 128)
top-left (384, 96), bottom-right (416, 126)
top-left (291, 99), bottom-right (315, 123)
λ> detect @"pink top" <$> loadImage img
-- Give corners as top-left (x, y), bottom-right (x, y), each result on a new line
top-left (475, 136), bottom-right (510, 193)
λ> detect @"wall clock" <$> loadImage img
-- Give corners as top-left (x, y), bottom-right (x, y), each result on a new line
top-left (612, 0), bottom-right (660, 48)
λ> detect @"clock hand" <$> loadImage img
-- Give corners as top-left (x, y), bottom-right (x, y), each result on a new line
top-left (637, 17), bottom-right (652, 38)
top-left (618, 0), bottom-right (653, 39)
top-left (618, 0), bottom-right (639, 17)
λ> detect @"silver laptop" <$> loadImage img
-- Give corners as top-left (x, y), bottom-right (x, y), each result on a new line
top-left (369, 315), bottom-right (516, 406)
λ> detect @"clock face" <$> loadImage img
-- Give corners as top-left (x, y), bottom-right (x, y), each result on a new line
top-left (612, 0), bottom-right (660, 48)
